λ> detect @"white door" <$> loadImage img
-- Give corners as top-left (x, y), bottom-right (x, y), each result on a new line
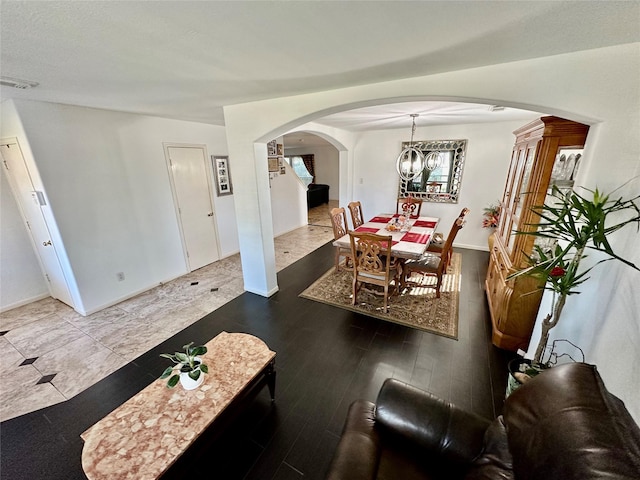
top-left (1, 141), bottom-right (74, 307)
top-left (166, 146), bottom-right (220, 271)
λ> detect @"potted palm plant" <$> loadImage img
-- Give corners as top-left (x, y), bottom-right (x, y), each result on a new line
top-left (160, 342), bottom-right (209, 390)
top-left (506, 183), bottom-right (640, 392)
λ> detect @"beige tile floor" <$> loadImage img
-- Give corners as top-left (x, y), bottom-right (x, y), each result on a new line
top-left (0, 207), bottom-right (335, 422)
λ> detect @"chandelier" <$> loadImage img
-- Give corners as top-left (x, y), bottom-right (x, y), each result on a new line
top-left (396, 114), bottom-right (441, 181)
top-left (395, 114), bottom-right (424, 181)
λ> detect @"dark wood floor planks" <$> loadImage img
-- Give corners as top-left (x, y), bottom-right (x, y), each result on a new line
top-left (0, 242), bottom-right (516, 480)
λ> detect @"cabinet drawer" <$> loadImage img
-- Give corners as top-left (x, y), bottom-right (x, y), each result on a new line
top-left (490, 246), bottom-right (509, 284)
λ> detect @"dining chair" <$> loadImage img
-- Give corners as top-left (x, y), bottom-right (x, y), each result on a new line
top-left (402, 215), bottom-right (466, 298)
top-left (426, 207), bottom-right (470, 269)
top-left (396, 197), bottom-right (423, 217)
top-left (347, 201), bottom-right (364, 229)
top-left (348, 231), bottom-right (402, 312)
top-left (329, 207), bottom-right (352, 273)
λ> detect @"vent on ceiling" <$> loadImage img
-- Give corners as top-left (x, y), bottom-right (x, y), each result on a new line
top-left (0, 76), bottom-right (39, 89)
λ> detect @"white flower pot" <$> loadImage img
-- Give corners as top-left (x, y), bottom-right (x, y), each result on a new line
top-left (179, 370), bottom-right (204, 390)
top-left (179, 357), bottom-right (205, 390)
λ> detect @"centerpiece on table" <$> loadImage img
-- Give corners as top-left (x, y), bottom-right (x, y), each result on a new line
top-left (160, 342), bottom-right (209, 390)
top-left (506, 182), bottom-right (640, 394)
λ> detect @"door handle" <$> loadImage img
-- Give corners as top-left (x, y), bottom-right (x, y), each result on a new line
top-left (43, 240), bottom-right (52, 246)
top-left (207, 212), bottom-right (214, 217)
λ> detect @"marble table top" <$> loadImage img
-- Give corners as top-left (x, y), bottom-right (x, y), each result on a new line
top-left (80, 331), bottom-right (276, 479)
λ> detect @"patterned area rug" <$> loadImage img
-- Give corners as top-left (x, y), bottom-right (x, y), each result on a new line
top-left (300, 253), bottom-right (461, 339)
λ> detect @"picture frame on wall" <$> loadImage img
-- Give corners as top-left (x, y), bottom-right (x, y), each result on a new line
top-left (212, 155), bottom-right (233, 196)
top-left (267, 140), bottom-right (277, 156)
top-left (268, 157), bottom-right (280, 172)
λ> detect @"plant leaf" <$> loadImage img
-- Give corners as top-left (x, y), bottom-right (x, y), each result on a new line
top-left (160, 366), bottom-right (174, 379)
top-left (175, 352), bottom-right (189, 363)
top-left (192, 346), bottom-right (207, 356)
top-left (167, 374), bottom-right (180, 388)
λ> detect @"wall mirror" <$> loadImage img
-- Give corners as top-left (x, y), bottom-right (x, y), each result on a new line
top-left (397, 139), bottom-right (467, 203)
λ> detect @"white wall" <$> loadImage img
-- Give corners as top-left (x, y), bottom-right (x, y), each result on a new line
top-left (286, 144), bottom-right (340, 200)
top-left (350, 120), bottom-right (537, 249)
top-left (269, 161), bottom-right (307, 236)
top-left (1, 99), bottom-right (238, 314)
top-left (0, 167), bottom-right (49, 310)
top-left (224, 43), bottom-right (640, 420)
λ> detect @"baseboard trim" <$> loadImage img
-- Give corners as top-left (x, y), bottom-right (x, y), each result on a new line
top-left (454, 242), bottom-right (489, 252)
top-left (0, 293), bottom-right (50, 313)
top-left (245, 285), bottom-right (279, 298)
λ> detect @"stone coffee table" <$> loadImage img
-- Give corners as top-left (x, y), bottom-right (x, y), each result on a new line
top-left (80, 331), bottom-right (276, 479)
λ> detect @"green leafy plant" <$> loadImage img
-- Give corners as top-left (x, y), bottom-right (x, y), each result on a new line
top-left (509, 183), bottom-right (640, 364)
top-left (160, 342), bottom-right (209, 388)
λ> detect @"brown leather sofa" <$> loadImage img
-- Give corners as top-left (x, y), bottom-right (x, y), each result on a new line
top-left (326, 363), bottom-right (640, 480)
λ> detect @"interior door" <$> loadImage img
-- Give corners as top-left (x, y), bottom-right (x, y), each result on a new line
top-left (166, 146), bottom-right (220, 271)
top-left (1, 141), bottom-right (74, 307)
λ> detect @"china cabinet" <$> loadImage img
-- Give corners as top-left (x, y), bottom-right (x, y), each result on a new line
top-left (486, 116), bottom-right (589, 352)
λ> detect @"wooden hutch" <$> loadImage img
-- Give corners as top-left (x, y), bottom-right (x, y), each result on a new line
top-left (486, 116), bottom-right (589, 352)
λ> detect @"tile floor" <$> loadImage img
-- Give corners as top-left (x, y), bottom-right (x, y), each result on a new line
top-left (0, 204), bottom-right (335, 422)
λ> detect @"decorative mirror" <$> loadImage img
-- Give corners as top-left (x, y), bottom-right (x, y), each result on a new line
top-left (397, 139), bottom-right (467, 203)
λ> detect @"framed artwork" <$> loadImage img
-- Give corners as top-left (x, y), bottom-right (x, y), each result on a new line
top-left (279, 158), bottom-right (286, 174)
top-left (277, 143), bottom-right (284, 156)
top-left (268, 157), bottom-right (280, 172)
top-left (267, 140), bottom-right (277, 156)
top-left (212, 155), bottom-right (233, 196)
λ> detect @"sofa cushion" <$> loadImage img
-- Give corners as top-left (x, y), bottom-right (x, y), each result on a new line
top-left (464, 416), bottom-right (514, 480)
top-left (503, 363), bottom-right (640, 480)
top-left (375, 379), bottom-right (490, 466)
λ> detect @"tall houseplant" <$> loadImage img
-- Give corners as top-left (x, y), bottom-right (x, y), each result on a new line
top-left (510, 183), bottom-right (640, 365)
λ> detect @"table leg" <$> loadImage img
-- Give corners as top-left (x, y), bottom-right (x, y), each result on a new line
top-left (395, 258), bottom-right (407, 293)
top-left (266, 360), bottom-right (276, 402)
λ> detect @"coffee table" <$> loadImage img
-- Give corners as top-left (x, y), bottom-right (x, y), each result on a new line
top-left (80, 331), bottom-right (276, 479)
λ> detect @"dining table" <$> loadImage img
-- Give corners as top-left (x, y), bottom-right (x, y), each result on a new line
top-left (333, 213), bottom-right (440, 261)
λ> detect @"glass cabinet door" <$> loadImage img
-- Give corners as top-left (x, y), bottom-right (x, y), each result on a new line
top-left (514, 144), bottom-right (538, 220)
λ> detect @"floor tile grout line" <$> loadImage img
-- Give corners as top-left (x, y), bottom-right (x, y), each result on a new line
top-left (0, 216), bottom-right (335, 422)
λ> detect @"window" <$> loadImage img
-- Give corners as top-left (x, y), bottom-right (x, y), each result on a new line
top-left (286, 156), bottom-right (314, 187)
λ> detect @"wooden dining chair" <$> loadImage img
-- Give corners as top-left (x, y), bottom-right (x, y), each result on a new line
top-left (329, 207), bottom-right (352, 273)
top-left (348, 231), bottom-right (402, 312)
top-left (403, 215), bottom-right (466, 298)
top-left (426, 207), bottom-right (470, 269)
top-left (347, 201), bottom-right (364, 229)
top-left (396, 197), bottom-right (423, 217)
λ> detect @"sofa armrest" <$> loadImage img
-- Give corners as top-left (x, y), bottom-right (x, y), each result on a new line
top-left (325, 400), bottom-right (380, 480)
top-left (375, 379), bottom-right (491, 465)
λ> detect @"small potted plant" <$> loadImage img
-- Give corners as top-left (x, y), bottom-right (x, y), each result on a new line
top-left (506, 183), bottom-right (640, 393)
top-left (160, 342), bottom-right (209, 390)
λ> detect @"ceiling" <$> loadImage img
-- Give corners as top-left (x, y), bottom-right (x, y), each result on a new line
top-left (1, 1), bottom-right (638, 129)
top-left (283, 101), bottom-right (541, 147)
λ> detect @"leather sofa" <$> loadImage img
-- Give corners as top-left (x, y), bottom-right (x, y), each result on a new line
top-left (307, 183), bottom-right (329, 209)
top-left (326, 363), bottom-right (640, 480)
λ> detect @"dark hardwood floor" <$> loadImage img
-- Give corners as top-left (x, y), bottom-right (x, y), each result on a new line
top-left (0, 243), bottom-right (515, 480)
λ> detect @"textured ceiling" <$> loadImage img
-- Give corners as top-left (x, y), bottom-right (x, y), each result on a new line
top-left (1, 1), bottom-right (638, 128)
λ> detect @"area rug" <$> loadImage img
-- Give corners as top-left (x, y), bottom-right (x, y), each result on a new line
top-left (300, 253), bottom-right (461, 339)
